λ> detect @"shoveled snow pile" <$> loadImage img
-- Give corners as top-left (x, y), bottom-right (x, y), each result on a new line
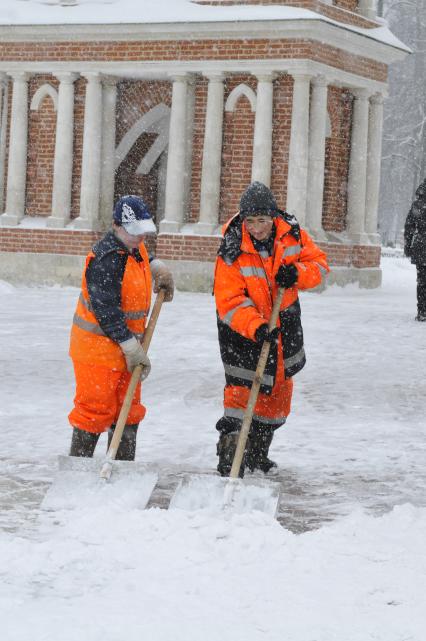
top-left (1, 502), bottom-right (425, 641)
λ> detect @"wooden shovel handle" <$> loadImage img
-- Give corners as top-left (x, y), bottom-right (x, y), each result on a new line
top-left (229, 287), bottom-right (285, 479)
top-left (103, 289), bottom-right (166, 464)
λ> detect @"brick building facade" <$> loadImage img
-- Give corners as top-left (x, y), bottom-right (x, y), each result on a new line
top-left (0, 0), bottom-right (409, 289)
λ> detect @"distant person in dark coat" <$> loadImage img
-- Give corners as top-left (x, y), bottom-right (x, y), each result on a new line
top-left (404, 178), bottom-right (426, 321)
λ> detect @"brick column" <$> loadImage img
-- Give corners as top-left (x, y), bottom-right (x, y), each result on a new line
top-left (251, 72), bottom-right (276, 187)
top-left (75, 72), bottom-right (103, 230)
top-left (160, 74), bottom-right (191, 233)
top-left (306, 75), bottom-right (328, 240)
top-left (99, 76), bottom-right (118, 230)
top-left (0, 73), bottom-right (8, 213)
top-left (347, 88), bottom-right (370, 244)
top-left (365, 93), bottom-right (384, 243)
top-left (48, 72), bottom-right (78, 228)
top-left (0, 72), bottom-right (29, 226)
top-left (286, 73), bottom-right (311, 226)
top-left (197, 72), bottom-right (225, 234)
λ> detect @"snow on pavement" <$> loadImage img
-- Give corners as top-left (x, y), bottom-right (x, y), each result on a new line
top-left (0, 255), bottom-right (425, 640)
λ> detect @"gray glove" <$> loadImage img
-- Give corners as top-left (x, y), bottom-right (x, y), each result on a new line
top-left (150, 259), bottom-right (174, 302)
top-left (120, 336), bottom-right (151, 381)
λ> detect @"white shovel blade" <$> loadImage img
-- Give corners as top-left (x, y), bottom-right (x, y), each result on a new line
top-left (169, 474), bottom-right (280, 518)
top-left (42, 455), bottom-right (158, 511)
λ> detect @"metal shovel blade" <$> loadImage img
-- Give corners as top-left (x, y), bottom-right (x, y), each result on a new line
top-left (41, 455), bottom-right (158, 511)
top-left (169, 474), bottom-right (280, 518)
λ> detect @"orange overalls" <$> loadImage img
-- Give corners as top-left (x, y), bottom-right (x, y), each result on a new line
top-left (214, 215), bottom-right (329, 430)
top-left (68, 242), bottom-right (152, 434)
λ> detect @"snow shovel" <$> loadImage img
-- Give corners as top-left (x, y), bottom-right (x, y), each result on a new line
top-left (42, 290), bottom-right (165, 511)
top-left (170, 288), bottom-right (285, 518)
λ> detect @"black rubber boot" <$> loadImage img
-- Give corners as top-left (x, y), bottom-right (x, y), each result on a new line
top-left (216, 431), bottom-right (245, 478)
top-left (245, 427), bottom-right (277, 474)
top-left (69, 427), bottom-right (100, 458)
top-left (107, 424), bottom-right (138, 461)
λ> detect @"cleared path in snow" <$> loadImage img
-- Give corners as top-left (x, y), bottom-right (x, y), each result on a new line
top-left (0, 256), bottom-right (425, 534)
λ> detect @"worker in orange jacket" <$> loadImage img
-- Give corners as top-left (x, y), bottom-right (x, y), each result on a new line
top-left (214, 182), bottom-right (329, 476)
top-left (68, 195), bottom-right (174, 460)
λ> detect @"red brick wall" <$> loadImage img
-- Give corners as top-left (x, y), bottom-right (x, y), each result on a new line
top-left (26, 75), bottom-right (57, 216)
top-left (220, 75), bottom-right (256, 223)
top-left (271, 74), bottom-right (293, 208)
top-left (70, 77), bottom-right (85, 219)
top-left (189, 77), bottom-right (208, 223)
top-left (2, 79), bottom-right (12, 212)
top-left (334, 0), bottom-right (359, 12)
top-left (194, 1), bottom-right (376, 28)
top-left (322, 86), bottom-right (352, 232)
top-left (0, 227), bottom-right (102, 254)
top-left (0, 32), bottom-right (385, 272)
top-left (0, 40), bottom-right (386, 83)
top-left (0, 228), bottom-right (380, 270)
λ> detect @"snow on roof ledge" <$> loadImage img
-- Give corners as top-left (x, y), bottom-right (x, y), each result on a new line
top-left (0, 0), bottom-right (410, 56)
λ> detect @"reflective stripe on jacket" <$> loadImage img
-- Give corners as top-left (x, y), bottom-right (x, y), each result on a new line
top-left (70, 241), bottom-right (152, 370)
top-left (214, 213), bottom-right (329, 393)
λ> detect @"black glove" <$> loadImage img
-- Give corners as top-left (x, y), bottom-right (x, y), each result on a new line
top-left (275, 263), bottom-right (298, 288)
top-left (255, 324), bottom-right (280, 345)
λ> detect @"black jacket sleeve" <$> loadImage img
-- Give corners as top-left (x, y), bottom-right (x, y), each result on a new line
top-left (404, 205), bottom-right (417, 257)
top-left (86, 251), bottom-right (133, 344)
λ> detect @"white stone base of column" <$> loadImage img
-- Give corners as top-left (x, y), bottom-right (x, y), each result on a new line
top-left (0, 213), bottom-right (20, 226)
top-left (46, 216), bottom-right (68, 229)
top-left (348, 231), bottom-right (370, 245)
top-left (305, 227), bottom-right (328, 242)
top-left (71, 216), bottom-right (102, 231)
top-left (368, 233), bottom-right (381, 245)
top-left (188, 221), bottom-right (219, 236)
top-left (159, 219), bottom-right (181, 234)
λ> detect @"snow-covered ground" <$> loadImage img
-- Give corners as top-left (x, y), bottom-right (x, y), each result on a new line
top-left (0, 255), bottom-right (425, 640)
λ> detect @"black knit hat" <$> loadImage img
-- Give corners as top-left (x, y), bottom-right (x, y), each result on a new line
top-left (239, 181), bottom-right (278, 219)
top-left (415, 178), bottom-right (426, 198)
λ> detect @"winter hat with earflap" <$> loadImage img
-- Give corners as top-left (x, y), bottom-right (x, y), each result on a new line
top-left (113, 195), bottom-right (156, 236)
top-left (239, 181), bottom-right (278, 219)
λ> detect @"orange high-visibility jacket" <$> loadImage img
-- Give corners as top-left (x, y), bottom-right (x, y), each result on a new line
top-left (214, 212), bottom-right (329, 392)
top-left (69, 239), bottom-right (152, 371)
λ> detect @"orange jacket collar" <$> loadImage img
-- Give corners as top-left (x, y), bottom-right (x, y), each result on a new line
top-left (221, 214), bottom-right (293, 254)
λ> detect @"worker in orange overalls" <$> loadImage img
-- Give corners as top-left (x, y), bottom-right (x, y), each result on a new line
top-left (68, 195), bottom-right (174, 460)
top-left (214, 182), bottom-right (329, 476)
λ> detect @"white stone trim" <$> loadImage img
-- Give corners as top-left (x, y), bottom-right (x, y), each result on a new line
top-left (1, 72), bottom-right (30, 226)
top-left (286, 73), bottom-right (312, 226)
top-left (225, 83), bottom-right (256, 113)
top-left (0, 19), bottom-right (408, 63)
top-left (198, 73), bottom-right (225, 234)
top-left (30, 83), bottom-right (58, 111)
top-left (160, 74), bottom-right (192, 233)
top-left (48, 72), bottom-right (78, 228)
top-left (358, 0), bottom-right (376, 21)
top-left (75, 72), bottom-right (103, 230)
top-left (365, 92), bottom-right (384, 241)
top-left (347, 88), bottom-right (370, 244)
top-left (99, 76), bottom-right (118, 230)
top-left (0, 59), bottom-right (388, 95)
top-left (251, 72), bottom-right (276, 187)
top-left (306, 74), bottom-right (328, 240)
